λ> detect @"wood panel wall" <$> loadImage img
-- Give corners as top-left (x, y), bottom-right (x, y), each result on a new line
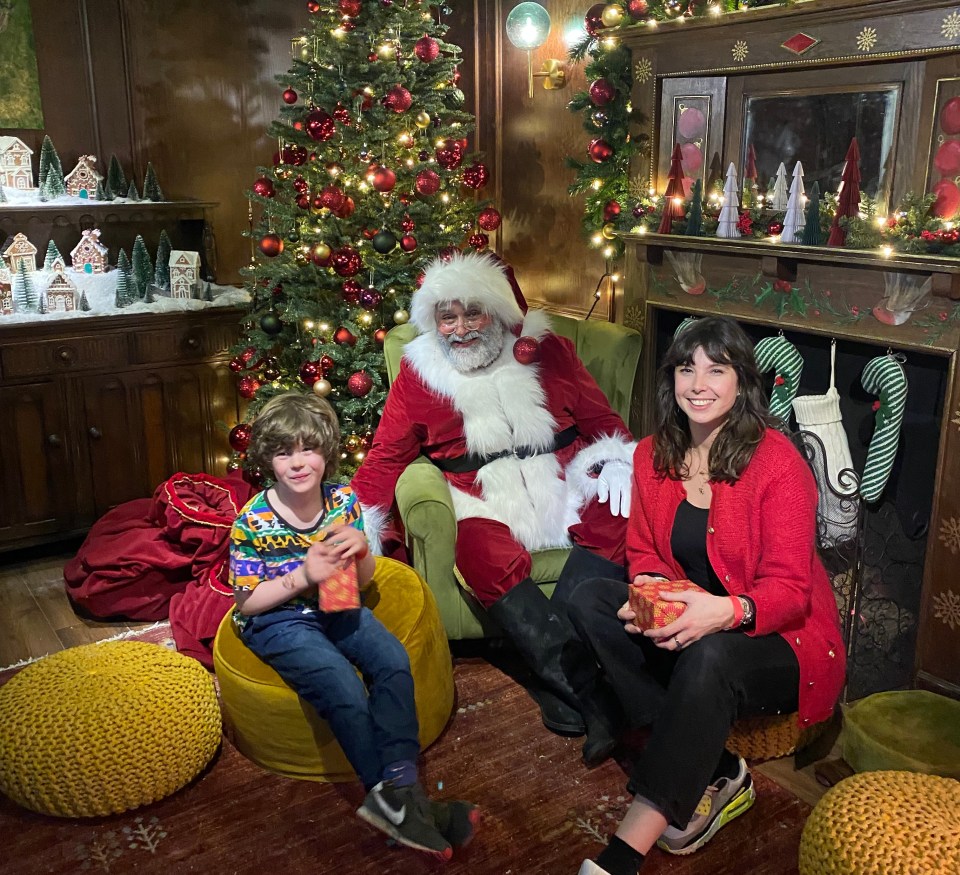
top-left (18, 0), bottom-right (600, 313)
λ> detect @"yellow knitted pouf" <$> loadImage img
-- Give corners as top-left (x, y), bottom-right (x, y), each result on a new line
top-left (0, 640), bottom-right (221, 818)
top-left (727, 712), bottom-right (825, 761)
top-left (214, 556), bottom-right (455, 782)
top-left (798, 770), bottom-right (960, 874)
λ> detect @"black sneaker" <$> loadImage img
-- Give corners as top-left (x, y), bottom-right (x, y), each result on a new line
top-left (656, 755), bottom-right (755, 855)
top-left (430, 799), bottom-right (481, 848)
top-left (357, 780), bottom-right (453, 860)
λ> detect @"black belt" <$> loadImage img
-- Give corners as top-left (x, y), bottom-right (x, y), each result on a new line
top-left (431, 426), bottom-right (579, 474)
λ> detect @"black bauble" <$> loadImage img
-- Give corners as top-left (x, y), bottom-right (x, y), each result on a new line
top-left (260, 312), bottom-right (283, 335)
top-left (372, 229), bottom-right (397, 254)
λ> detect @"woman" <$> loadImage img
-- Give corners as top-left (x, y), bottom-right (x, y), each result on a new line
top-left (567, 316), bottom-right (845, 875)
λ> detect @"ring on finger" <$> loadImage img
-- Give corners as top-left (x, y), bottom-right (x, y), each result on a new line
top-left (674, 635), bottom-right (683, 649)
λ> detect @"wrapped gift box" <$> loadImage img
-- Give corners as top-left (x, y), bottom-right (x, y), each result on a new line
top-left (628, 579), bottom-right (706, 631)
top-left (319, 559), bottom-right (360, 612)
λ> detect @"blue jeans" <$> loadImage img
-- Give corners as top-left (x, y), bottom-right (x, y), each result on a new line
top-left (240, 605), bottom-right (420, 790)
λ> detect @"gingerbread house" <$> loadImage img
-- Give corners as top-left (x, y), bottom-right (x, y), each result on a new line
top-left (70, 229), bottom-right (108, 274)
top-left (3, 233), bottom-right (37, 274)
top-left (169, 250), bottom-right (201, 300)
top-left (0, 137), bottom-right (34, 190)
top-left (64, 155), bottom-right (103, 199)
top-left (0, 264), bottom-right (12, 314)
top-left (45, 270), bottom-right (77, 313)
top-left (47, 255), bottom-right (67, 274)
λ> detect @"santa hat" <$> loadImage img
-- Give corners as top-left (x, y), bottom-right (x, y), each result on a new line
top-left (410, 251), bottom-right (526, 334)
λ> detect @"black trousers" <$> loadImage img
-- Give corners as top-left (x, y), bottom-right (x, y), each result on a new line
top-left (567, 578), bottom-right (800, 826)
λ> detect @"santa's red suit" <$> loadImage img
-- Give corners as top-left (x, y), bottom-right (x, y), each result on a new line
top-left (351, 253), bottom-right (635, 606)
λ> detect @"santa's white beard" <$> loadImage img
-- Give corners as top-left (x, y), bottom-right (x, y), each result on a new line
top-left (438, 323), bottom-right (506, 373)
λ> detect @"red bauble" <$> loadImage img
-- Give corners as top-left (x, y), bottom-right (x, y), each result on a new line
top-left (414, 34), bottom-right (440, 62)
top-left (229, 356), bottom-right (245, 373)
top-left (468, 232), bottom-right (489, 250)
top-left (333, 196), bottom-right (355, 219)
top-left (588, 138), bottom-right (614, 163)
top-left (589, 78), bottom-right (616, 107)
top-left (295, 193), bottom-right (310, 209)
top-left (360, 287), bottom-right (383, 310)
top-left (584, 2), bottom-right (607, 36)
top-left (306, 0), bottom-right (320, 11)
top-left (299, 360), bottom-right (322, 386)
top-left (238, 376), bottom-right (261, 399)
top-left (384, 85), bottom-right (413, 113)
top-left (342, 280), bottom-right (363, 303)
top-left (935, 139), bottom-right (960, 176)
top-left (258, 233), bottom-right (284, 257)
top-left (435, 139), bottom-right (464, 170)
top-left (332, 104), bottom-right (351, 124)
top-left (281, 144), bottom-right (307, 165)
top-left (932, 179), bottom-right (960, 218)
top-left (415, 169), bottom-right (441, 195)
top-left (603, 200), bottom-right (621, 222)
top-left (400, 214), bottom-right (415, 232)
top-left (240, 346), bottom-right (258, 363)
top-left (477, 207), bottom-right (502, 231)
top-left (332, 246), bottom-right (362, 277)
top-left (319, 184), bottom-right (345, 211)
top-left (282, 88), bottom-right (298, 105)
top-left (347, 370), bottom-right (374, 397)
top-left (463, 162), bottom-right (490, 190)
top-left (374, 327), bottom-right (388, 344)
top-left (339, 0), bottom-right (361, 15)
top-left (513, 336), bottom-right (540, 365)
top-left (626, 0), bottom-right (648, 18)
top-left (372, 167), bottom-right (397, 192)
top-left (941, 97), bottom-right (960, 135)
top-left (767, 220), bottom-right (785, 237)
top-left (334, 326), bottom-right (357, 346)
top-left (320, 354), bottom-right (335, 375)
top-left (292, 175), bottom-right (308, 193)
top-left (252, 177), bottom-right (275, 198)
top-left (400, 234), bottom-right (418, 252)
top-left (305, 109), bottom-right (336, 142)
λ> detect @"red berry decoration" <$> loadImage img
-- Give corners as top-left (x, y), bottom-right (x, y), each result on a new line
top-left (477, 207), bottom-right (502, 232)
top-left (339, 0), bottom-right (361, 15)
top-left (372, 167), bottom-right (397, 192)
top-left (463, 162), bottom-right (490, 190)
top-left (258, 233), bottom-right (284, 257)
top-left (584, 2), bottom-right (607, 36)
top-left (384, 85), bottom-right (413, 113)
top-left (332, 246), bottom-right (362, 277)
top-left (435, 139), bottom-right (464, 170)
top-left (252, 177), bottom-right (275, 198)
top-left (228, 423), bottom-right (253, 452)
top-left (468, 232), bottom-right (489, 250)
top-left (342, 280), bottom-right (363, 303)
top-left (282, 88), bottom-right (298, 105)
top-left (603, 200), bottom-right (621, 222)
top-left (589, 78), bottom-right (616, 107)
top-left (334, 326), bottom-right (357, 346)
top-left (513, 336), bottom-right (540, 365)
top-left (347, 370), bottom-right (374, 397)
top-left (319, 184), bottom-right (345, 211)
top-left (414, 34), bottom-right (440, 62)
top-left (238, 376), bottom-right (261, 399)
top-left (588, 138), bottom-right (614, 163)
top-left (626, 0), bottom-right (649, 19)
top-left (400, 234), bottom-right (418, 252)
top-left (305, 109), bottom-right (336, 142)
top-left (299, 360), bottom-right (322, 386)
top-left (415, 169), bottom-right (441, 195)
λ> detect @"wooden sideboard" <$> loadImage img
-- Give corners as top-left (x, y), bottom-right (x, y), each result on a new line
top-left (0, 308), bottom-right (242, 552)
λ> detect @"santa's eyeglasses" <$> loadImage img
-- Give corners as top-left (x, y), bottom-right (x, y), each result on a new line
top-left (438, 310), bottom-right (486, 332)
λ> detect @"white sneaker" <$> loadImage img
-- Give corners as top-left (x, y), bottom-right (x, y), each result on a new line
top-left (578, 860), bottom-right (612, 875)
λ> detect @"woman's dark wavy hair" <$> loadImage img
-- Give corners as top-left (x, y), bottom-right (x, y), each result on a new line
top-left (652, 316), bottom-right (782, 484)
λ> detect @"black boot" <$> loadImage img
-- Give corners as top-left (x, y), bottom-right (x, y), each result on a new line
top-left (487, 577), bottom-right (621, 760)
top-left (552, 545), bottom-right (626, 608)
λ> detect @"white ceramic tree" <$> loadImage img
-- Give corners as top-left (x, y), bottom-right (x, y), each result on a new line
top-left (781, 161), bottom-right (806, 243)
top-left (770, 162), bottom-right (790, 211)
top-left (716, 163), bottom-right (741, 239)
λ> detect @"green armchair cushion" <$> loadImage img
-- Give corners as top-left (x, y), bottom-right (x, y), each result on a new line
top-left (383, 314), bottom-right (642, 639)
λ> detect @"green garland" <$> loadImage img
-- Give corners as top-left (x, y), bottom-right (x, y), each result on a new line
top-left (631, 0), bottom-right (793, 21)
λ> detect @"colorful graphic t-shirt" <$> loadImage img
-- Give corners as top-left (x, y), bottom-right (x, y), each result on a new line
top-left (229, 482), bottom-right (363, 629)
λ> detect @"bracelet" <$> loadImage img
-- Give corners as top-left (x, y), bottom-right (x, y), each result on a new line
top-left (728, 595), bottom-right (744, 629)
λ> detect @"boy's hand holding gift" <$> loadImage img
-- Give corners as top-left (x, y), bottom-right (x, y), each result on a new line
top-left (305, 524), bottom-right (369, 612)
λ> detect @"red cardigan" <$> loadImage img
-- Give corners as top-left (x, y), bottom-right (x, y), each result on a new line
top-left (628, 430), bottom-right (846, 727)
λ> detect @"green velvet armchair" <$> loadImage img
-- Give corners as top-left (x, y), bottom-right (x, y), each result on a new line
top-left (383, 315), bottom-right (643, 639)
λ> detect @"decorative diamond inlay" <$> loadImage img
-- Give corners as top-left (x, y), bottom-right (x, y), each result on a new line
top-left (781, 32), bottom-right (820, 55)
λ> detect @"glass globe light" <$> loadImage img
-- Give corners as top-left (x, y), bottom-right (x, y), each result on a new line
top-left (506, 2), bottom-right (551, 50)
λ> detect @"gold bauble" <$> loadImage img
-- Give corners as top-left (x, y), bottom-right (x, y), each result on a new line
top-left (312, 378), bottom-right (333, 397)
top-left (600, 4), bottom-right (625, 27)
top-left (415, 111), bottom-right (431, 129)
top-left (344, 434), bottom-right (361, 452)
top-left (601, 222), bottom-right (618, 240)
top-left (393, 308), bottom-right (410, 324)
top-left (312, 241), bottom-right (331, 261)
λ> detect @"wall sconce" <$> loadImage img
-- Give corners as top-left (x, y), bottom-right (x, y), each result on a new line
top-left (585, 272), bottom-right (617, 320)
top-left (505, 2), bottom-right (566, 98)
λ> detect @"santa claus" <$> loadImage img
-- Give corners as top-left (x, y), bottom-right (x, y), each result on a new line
top-left (352, 251), bottom-right (635, 765)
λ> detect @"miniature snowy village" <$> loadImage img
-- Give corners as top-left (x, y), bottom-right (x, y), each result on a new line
top-left (0, 135), bottom-right (248, 322)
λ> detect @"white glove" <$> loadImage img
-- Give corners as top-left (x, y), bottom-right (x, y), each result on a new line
top-left (596, 460), bottom-right (632, 518)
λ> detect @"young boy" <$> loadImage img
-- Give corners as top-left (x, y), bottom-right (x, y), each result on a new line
top-left (229, 392), bottom-right (478, 859)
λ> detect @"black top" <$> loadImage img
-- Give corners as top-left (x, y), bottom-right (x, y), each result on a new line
top-left (670, 501), bottom-right (727, 597)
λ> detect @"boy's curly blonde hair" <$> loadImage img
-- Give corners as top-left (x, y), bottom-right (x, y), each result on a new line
top-left (246, 392), bottom-right (340, 477)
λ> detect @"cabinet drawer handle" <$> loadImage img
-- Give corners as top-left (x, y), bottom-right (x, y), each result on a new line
top-left (88, 426), bottom-right (102, 440)
top-left (185, 336), bottom-right (201, 349)
top-left (58, 348), bottom-right (74, 363)
top-left (47, 434), bottom-right (62, 447)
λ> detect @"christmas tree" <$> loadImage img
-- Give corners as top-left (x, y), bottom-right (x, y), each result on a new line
top-left (716, 163), bottom-right (741, 239)
top-left (801, 182), bottom-right (822, 246)
top-left (43, 240), bottom-right (64, 271)
top-left (828, 138), bottom-right (861, 247)
top-left (231, 0), bottom-right (496, 474)
top-left (143, 163), bottom-right (164, 201)
top-left (685, 178), bottom-right (704, 237)
top-left (108, 155), bottom-right (127, 200)
top-left (770, 162), bottom-right (789, 211)
top-left (657, 143), bottom-right (687, 234)
top-left (13, 262), bottom-right (37, 312)
top-left (154, 230), bottom-right (172, 289)
top-left (38, 136), bottom-right (66, 201)
top-left (780, 161), bottom-right (805, 244)
top-left (132, 235), bottom-right (153, 299)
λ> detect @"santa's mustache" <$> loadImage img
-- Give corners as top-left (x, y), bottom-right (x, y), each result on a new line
top-left (447, 330), bottom-right (483, 344)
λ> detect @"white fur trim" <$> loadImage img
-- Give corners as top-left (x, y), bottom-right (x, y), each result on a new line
top-left (565, 434), bottom-right (637, 510)
top-left (410, 251), bottom-right (523, 333)
top-left (360, 503), bottom-right (390, 556)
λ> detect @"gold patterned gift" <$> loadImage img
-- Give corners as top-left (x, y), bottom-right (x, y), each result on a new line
top-left (628, 579), bottom-right (706, 631)
top-left (319, 559), bottom-right (360, 612)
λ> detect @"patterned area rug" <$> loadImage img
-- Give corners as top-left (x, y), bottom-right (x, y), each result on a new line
top-left (0, 641), bottom-right (810, 874)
